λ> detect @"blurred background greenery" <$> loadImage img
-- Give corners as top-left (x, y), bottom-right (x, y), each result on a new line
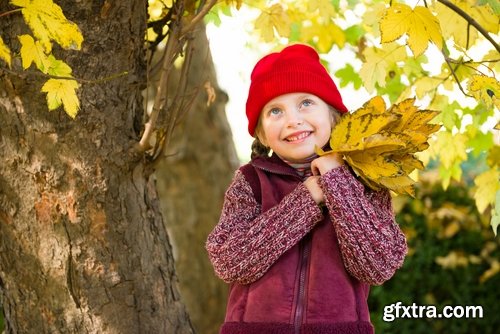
top-left (369, 153), bottom-right (499, 333)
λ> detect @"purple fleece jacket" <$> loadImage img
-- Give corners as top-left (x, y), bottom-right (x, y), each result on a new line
top-left (206, 154), bottom-right (407, 334)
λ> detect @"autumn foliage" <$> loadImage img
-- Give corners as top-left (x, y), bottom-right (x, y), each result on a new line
top-left (207, 0), bottom-right (499, 234)
top-left (318, 97), bottom-right (441, 196)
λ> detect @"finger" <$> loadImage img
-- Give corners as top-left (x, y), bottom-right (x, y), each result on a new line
top-left (311, 161), bottom-right (320, 176)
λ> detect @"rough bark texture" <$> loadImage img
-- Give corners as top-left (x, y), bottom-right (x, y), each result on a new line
top-left (0, 1), bottom-right (193, 333)
top-left (155, 23), bottom-right (239, 334)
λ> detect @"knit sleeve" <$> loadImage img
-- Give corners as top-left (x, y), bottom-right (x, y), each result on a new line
top-left (318, 165), bottom-right (407, 285)
top-left (206, 169), bottom-right (323, 285)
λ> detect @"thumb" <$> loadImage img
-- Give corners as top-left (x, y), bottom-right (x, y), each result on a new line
top-left (311, 160), bottom-right (320, 176)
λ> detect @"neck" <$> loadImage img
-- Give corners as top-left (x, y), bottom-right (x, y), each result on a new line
top-left (280, 154), bottom-right (318, 179)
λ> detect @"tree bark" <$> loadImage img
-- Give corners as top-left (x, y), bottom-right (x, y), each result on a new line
top-left (0, 1), bottom-right (193, 333)
top-left (155, 23), bottom-right (239, 334)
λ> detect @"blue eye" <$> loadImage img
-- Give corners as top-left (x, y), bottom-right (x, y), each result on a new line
top-left (269, 108), bottom-right (282, 116)
top-left (301, 99), bottom-right (313, 107)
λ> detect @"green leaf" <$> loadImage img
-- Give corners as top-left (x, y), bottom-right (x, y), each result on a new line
top-left (335, 64), bottom-right (362, 89)
top-left (402, 55), bottom-right (428, 80)
top-left (377, 72), bottom-right (404, 103)
top-left (439, 160), bottom-right (462, 190)
top-left (344, 25), bottom-right (365, 45)
top-left (288, 22), bottom-right (301, 42)
top-left (331, 0), bottom-right (340, 11)
top-left (204, 10), bottom-right (222, 26)
top-left (477, 0), bottom-right (500, 14)
top-left (431, 100), bottom-right (461, 131)
top-left (45, 55), bottom-right (72, 77)
top-left (466, 126), bottom-right (493, 157)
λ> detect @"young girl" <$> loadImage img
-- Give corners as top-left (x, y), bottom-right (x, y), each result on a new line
top-left (206, 44), bottom-right (407, 334)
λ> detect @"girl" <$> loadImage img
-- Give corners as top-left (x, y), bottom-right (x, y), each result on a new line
top-left (206, 44), bottom-right (407, 334)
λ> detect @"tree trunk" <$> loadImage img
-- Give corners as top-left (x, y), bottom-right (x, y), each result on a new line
top-left (0, 1), bottom-right (193, 333)
top-left (155, 23), bottom-right (239, 334)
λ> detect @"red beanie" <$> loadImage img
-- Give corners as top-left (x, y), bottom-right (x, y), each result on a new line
top-left (245, 44), bottom-right (348, 136)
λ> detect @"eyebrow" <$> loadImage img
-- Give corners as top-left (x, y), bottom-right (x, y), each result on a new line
top-left (263, 102), bottom-right (282, 112)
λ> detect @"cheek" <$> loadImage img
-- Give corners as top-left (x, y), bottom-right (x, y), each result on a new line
top-left (317, 121), bottom-right (333, 145)
top-left (261, 121), bottom-right (282, 140)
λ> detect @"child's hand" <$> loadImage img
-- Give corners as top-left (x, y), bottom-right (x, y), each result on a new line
top-left (311, 153), bottom-right (344, 175)
top-left (304, 176), bottom-right (325, 205)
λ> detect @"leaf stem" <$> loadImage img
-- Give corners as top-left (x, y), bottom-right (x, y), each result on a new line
top-left (0, 8), bottom-right (22, 18)
top-left (437, 0), bottom-right (500, 54)
top-left (442, 56), bottom-right (473, 98)
top-left (0, 66), bottom-right (128, 84)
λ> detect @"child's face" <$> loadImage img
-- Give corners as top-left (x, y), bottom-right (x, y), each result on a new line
top-left (257, 92), bottom-right (334, 163)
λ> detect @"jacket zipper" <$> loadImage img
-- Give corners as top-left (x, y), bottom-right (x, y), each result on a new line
top-left (294, 234), bottom-right (311, 334)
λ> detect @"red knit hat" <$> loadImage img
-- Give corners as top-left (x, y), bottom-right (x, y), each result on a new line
top-left (245, 44), bottom-right (348, 136)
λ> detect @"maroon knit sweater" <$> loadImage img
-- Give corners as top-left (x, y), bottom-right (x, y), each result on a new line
top-left (206, 154), bottom-right (407, 333)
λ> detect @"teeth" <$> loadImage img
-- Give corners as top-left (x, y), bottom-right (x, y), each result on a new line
top-left (287, 132), bottom-right (309, 142)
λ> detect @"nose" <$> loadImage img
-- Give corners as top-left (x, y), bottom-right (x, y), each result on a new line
top-left (285, 109), bottom-right (303, 127)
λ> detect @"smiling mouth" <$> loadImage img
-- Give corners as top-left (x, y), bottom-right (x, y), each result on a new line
top-left (285, 131), bottom-right (311, 142)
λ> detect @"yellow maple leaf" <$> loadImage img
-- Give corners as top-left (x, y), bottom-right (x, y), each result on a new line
top-left (11, 0), bottom-right (83, 51)
top-left (148, 0), bottom-right (167, 20)
top-left (491, 191), bottom-right (500, 236)
top-left (306, 0), bottom-right (336, 22)
top-left (18, 34), bottom-right (50, 71)
top-left (0, 36), bottom-right (11, 67)
top-left (414, 76), bottom-right (442, 99)
top-left (359, 43), bottom-right (407, 92)
top-left (362, 2), bottom-right (386, 37)
top-left (433, 131), bottom-right (467, 170)
top-left (388, 98), bottom-right (440, 134)
top-left (328, 113), bottom-right (400, 152)
top-left (433, 1), bottom-right (498, 49)
top-left (0, 37), bottom-right (11, 67)
top-left (474, 169), bottom-right (500, 214)
top-left (301, 18), bottom-right (345, 52)
top-left (380, 3), bottom-right (443, 57)
top-left (254, 3), bottom-right (291, 42)
top-left (379, 175), bottom-right (416, 197)
top-left (317, 97), bottom-right (442, 195)
top-left (223, 0), bottom-right (242, 10)
top-left (467, 75), bottom-right (500, 110)
top-left (41, 78), bottom-right (80, 118)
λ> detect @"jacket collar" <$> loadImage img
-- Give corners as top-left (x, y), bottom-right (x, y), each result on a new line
top-left (251, 153), bottom-right (302, 179)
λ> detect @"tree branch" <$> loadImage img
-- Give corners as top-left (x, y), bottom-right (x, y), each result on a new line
top-left (136, 0), bottom-right (217, 155)
top-left (136, 20), bottom-right (181, 153)
top-left (180, 0), bottom-right (217, 36)
top-left (443, 56), bottom-right (473, 98)
top-left (0, 66), bottom-right (128, 84)
top-left (437, 0), bottom-right (500, 54)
